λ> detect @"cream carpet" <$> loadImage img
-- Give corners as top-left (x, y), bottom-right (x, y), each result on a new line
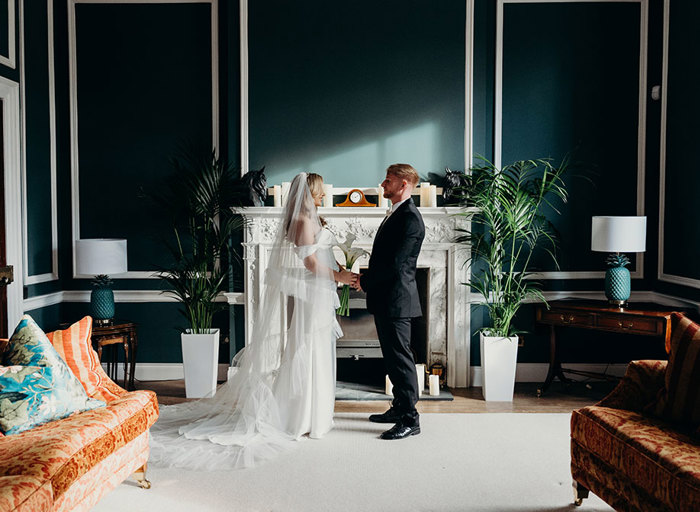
top-left (93, 413), bottom-right (613, 512)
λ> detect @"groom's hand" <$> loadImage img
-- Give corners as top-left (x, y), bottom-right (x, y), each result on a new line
top-left (351, 273), bottom-right (363, 291)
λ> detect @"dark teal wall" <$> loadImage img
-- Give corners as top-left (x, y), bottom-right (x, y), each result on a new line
top-left (74, 3), bottom-right (213, 273)
top-left (659, 2), bottom-right (700, 290)
top-left (249, 0), bottom-right (465, 186)
top-left (24, 0), bottom-right (54, 277)
top-left (502, 2), bottom-right (641, 275)
top-left (16, 0), bottom-right (699, 370)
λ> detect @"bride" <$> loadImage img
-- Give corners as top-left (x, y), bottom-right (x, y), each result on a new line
top-left (149, 172), bottom-right (355, 469)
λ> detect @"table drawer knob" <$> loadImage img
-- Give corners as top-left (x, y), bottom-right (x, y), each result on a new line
top-left (560, 314), bottom-right (575, 324)
top-left (618, 321), bottom-right (635, 329)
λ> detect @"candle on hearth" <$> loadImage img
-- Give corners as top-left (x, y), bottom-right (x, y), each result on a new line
top-left (323, 184), bottom-right (333, 207)
top-left (429, 185), bottom-right (437, 207)
top-left (281, 182), bottom-right (291, 206)
top-left (420, 182), bottom-right (430, 207)
top-left (429, 374), bottom-right (439, 396)
top-left (385, 375), bottom-right (393, 396)
top-left (273, 185), bottom-right (282, 207)
top-left (415, 364), bottom-right (425, 394)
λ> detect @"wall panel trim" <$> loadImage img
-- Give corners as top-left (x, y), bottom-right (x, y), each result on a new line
top-left (0, 0), bottom-right (16, 69)
top-left (495, 0), bottom-right (648, 280)
top-left (0, 75), bottom-right (25, 331)
top-left (68, 0), bottom-right (219, 279)
top-left (657, 0), bottom-right (700, 289)
top-left (20, 0), bottom-right (59, 285)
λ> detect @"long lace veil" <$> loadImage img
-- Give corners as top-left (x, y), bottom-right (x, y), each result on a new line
top-left (149, 172), bottom-right (336, 469)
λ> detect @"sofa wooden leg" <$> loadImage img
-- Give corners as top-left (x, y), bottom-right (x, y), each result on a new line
top-left (572, 480), bottom-right (589, 506)
top-left (133, 463), bottom-right (152, 489)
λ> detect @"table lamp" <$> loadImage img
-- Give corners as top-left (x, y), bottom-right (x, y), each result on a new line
top-left (76, 239), bottom-right (128, 326)
top-left (591, 216), bottom-right (646, 308)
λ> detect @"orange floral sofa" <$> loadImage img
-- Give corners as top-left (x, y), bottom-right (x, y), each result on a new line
top-left (570, 360), bottom-right (700, 511)
top-left (0, 319), bottom-right (159, 512)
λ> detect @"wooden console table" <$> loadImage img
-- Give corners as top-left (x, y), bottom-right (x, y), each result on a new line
top-left (535, 300), bottom-right (678, 396)
top-left (91, 321), bottom-right (138, 391)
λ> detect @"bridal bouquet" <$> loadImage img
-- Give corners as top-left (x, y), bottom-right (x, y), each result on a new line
top-left (335, 233), bottom-right (368, 316)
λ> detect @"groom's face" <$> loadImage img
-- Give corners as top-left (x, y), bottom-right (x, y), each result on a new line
top-left (381, 173), bottom-right (407, 203)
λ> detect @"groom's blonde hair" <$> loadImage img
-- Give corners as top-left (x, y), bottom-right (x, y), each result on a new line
top-left (386, 164), bottom-right (419, 188)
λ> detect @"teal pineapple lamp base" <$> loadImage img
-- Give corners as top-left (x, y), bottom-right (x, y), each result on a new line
top-left (91, 275), bottom-right (115, 326)
top-left (604, 255), bottom-right (631, 308)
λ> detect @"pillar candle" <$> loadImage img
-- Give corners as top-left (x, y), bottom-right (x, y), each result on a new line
top-left (415, 364), bottom-right (425, 394)
top-left (385, 375), bottom-right (393, 396)
top-left (429, 185), bottom-right (437, 207)
top-left (377, 185), bottom-right (387, 208)
top-left (273, 185), bottom-right (282, 207)
top-left (281, 182), bottom-right (291, 206)
top-left (323, 184), bottom-right (333, 207)
top-left (429, 374), bottom-right (439, 396)
top-left (420, 182), bottom-right (430, 207)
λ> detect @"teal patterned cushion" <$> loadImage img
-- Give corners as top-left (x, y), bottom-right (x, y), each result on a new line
top-left (0, 315), bottom-right (105, 435)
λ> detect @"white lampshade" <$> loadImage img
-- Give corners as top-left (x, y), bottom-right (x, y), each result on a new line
top-left (75, 239), bottom-right (128, 275)
top-left (591, 216), bottom-right (646, 253)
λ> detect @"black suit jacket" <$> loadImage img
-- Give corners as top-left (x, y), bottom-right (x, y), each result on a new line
top-left (360, 198), bottom-right (425, 318)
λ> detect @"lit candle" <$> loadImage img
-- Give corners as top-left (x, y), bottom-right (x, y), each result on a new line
top-left (429, 374), bottom-right (439, 396)
top-left (420, 182), bottom-right (430, 207)
top-left (385, 375), bottom-right (393, 396)
top-left (323, 184), bottom-right (333, 207)
top-left (415, 364), bottom-right (425, 394)
top-left (273, 185), bottom-right (282, 207)
top-left (429, 185), bottom-right (437, 207)
top-left (377, 185), bottom-right (387, 208)
top-left (281, 182), bottom-right (291, 206)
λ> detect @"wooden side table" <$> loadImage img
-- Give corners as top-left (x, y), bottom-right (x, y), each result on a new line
top-left (91, 321), bottom-right (138, 391)
top-left (534, 300), bottom-right (679, 396)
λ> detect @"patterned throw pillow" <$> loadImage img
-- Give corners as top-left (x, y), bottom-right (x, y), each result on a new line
top-left (0, 315), bottom-right (105, 435)
top-left (46, 316), bottom-right (124, 402)
top-left (649, 313), bottom-right (700, 426)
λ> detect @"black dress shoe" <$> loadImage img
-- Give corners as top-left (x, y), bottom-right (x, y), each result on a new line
top-left (379, 422), bottom-right (420, 440)
top-left (369, 408), bottom-right (402, 424)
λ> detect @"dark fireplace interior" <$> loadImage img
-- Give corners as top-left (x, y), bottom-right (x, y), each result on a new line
top-left (336, 268), bottom-right (429, 387)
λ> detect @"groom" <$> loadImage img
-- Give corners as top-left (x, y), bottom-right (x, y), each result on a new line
top-left (353, 164), bottom-right (425, 440)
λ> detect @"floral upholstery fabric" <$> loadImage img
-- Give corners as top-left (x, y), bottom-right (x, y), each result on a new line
top-left (648, 313), bottom-right (700, 426)
top-left (571, 360), bottom-right (700, 512)
top-left (0, 389), bottom-right (158, 503)
top-left (53, 431), bottom-right (149, 512)
top-left (0, 475), bottom-right (53, 512)
top-left (46, 316), bottom-right (124, 403)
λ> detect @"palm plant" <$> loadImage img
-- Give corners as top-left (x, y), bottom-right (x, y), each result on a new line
top-left (455, 157), bottom-right (569, 337)
top-left (156, 150), bottom-right (245, 334)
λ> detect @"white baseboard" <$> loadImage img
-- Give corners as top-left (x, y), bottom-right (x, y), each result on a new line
top-left (102, 363), bottom-right (230, 382)
top-left (469, 363), bottom-right (629, 387)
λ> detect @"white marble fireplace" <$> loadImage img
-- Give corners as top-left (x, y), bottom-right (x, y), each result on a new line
top-left (240, 206), bottom-right (472, 388)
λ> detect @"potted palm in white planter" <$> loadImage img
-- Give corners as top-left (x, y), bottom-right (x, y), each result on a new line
top-left (157, 151), bottom-right (244, 398)
top-left (456, 158), bottom-right (569, 401)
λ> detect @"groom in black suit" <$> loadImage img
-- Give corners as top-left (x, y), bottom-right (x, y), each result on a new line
top-left (353, 164), bottom-right (425, 440)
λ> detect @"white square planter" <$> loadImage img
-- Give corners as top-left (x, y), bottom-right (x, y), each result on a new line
top-left (480, 333), bottom-right (518, 402)
top-left (181, 329), bottom-right (220, 398)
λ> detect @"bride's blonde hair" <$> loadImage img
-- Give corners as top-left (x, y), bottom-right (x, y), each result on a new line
top-left (306, 173), bottom-right (327, 226)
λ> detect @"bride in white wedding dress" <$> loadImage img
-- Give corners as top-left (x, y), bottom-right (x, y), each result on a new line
top-left (149, 172), bottom-right (355, 469)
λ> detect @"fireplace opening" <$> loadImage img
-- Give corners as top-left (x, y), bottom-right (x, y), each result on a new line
top-left (336, 268), bottom-right (429, 387)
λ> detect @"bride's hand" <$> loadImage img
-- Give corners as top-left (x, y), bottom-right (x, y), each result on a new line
top-left (335, 269), bottom-right (354, 285)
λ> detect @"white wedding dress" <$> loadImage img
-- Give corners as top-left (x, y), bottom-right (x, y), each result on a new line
top-left (149, 175), bottom-right (342, 470)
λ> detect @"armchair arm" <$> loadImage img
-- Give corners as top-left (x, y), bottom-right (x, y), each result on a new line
top-left (596, 360), bottom-right (667, 412)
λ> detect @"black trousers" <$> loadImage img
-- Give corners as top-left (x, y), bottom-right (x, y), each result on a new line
top-left (374, 315), bottom-right (419, 426)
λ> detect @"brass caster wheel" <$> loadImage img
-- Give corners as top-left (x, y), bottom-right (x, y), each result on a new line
top-left (138, 479), bottom-right (152, 489)
top-left (574, 497), bottom-right (583, 506)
